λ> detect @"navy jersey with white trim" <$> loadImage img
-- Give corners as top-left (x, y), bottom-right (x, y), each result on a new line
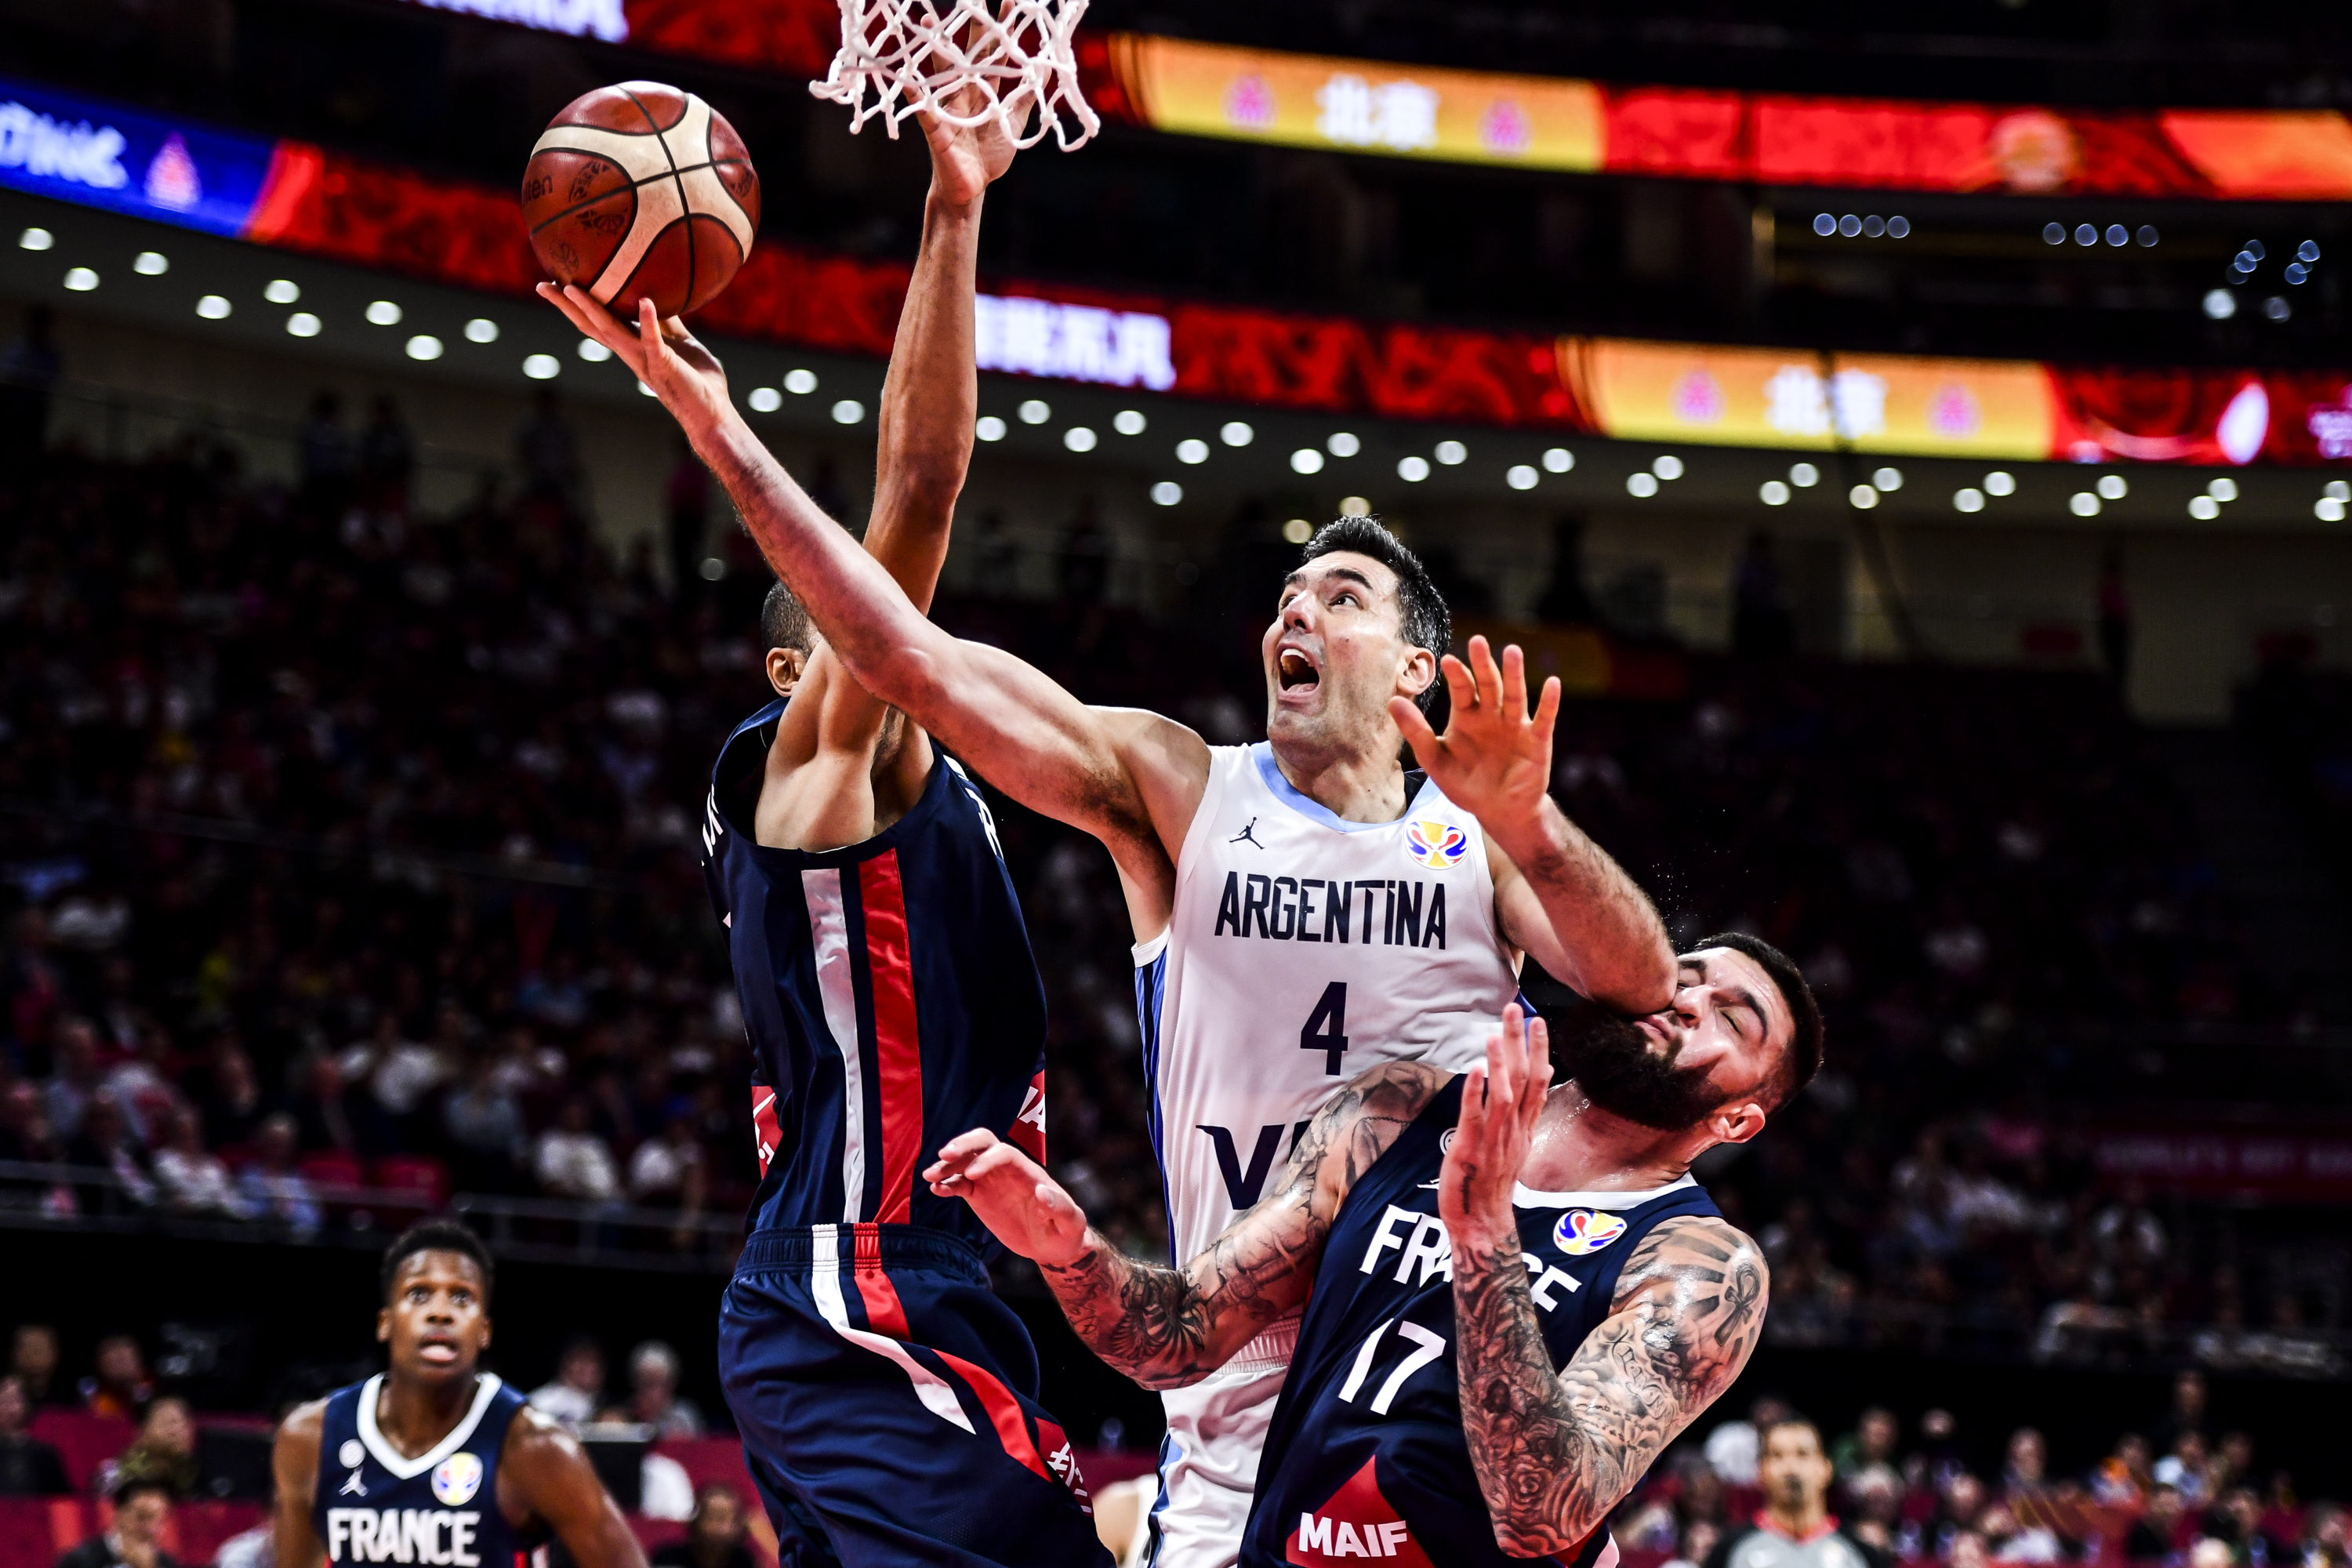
top-left (310, 1374), bottom-right (536, 1567)
top-left (1243, 1076), bottom-right (1721, 1568)
top-left (700, 700), bottom-right (1049, 1243)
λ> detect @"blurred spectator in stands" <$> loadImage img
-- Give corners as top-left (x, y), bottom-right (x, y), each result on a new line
top-left (0, 304), bottom-right (61, 467)
top-left (2190, 1540), bottom-right (2237, 1568)
top-left (443, 1051), bottom-right (527, 1192)
top-left (1907, 1409), bottom-right (1966, 1494)
top-left (152, 1106), bottom-right (251, 1220)
top-left (652, 1483), bottom-right (759, 1568)
top-left (535, 1097), bottom-right (620, 1204)
top-left (67, 1096), bottom-right (154, 1210)
top-left (42, 1019), bottom-right (102, 1144)
top-left (666, 437), bottom-right (712, 597)
top-left (625, 1341), bottom-right (703, 1439)
top-left (358, 395), bottom-right (416, 527)
top-left (2092, 1434), bottom-right (2154, 1507)
top-left (340, 1014), bottom-right (453, 1155)
top-left (1831, 1406), bottom-right (1900, 1481)
top-left (1731, 532), bottom-right (1795, 659)
top-left (528, 1337), bottom-right (604, 1428)
top-left (1949, 1533), bottom-right (1992, 1568)
top-left (1704, 1394), bottom-right (1791, 1484)
top-left (237, 1114), bottom-right (321, 1238)
top-left (1936, 1474), bottom-right (1991, 1555)
top-left (1534, 515), bottom-right (1599, 626)
top-left (0, 1374), bottom-right (68, 1494)
top-left (81, 1334), bottom-right (152, 1420)
top-left (1845, 1466), bottom-right (1905, 1556)
top-left (2299, 1504), bottom-right (2348, 1568)
top-left (10, 1327), bottom-right (66, 1408)
top-left (102, 1397), bottom-right (198, 1499)
top-left (56, 1469), bottom-right (180, 1568)
top-left (2153, 1372), bottom-right (2210, 1454)
top-left (285, 1050), bottom-right (386, 1157)
top-left (191, 1036), bottom-right (263, 1149)
top-left (628, 1112), bottom-right (708, 1245)
top-left (2157, 1434), bottom-right (2215, 1507)
top-left (2097, 546), bottom-right (2133, 695)
top-left (514, 387), bottom-right (580, 509)
top-left (1057, 498), bottom-right (1110, 604)
top-left (297, 390), bottom-right (354, 516)
top-left (2203, 1487), bottom-right (2289, 1566)
top-left (2129, 1483), bottom-right (2190, 1563)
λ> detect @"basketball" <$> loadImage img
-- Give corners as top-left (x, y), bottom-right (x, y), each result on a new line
top-left (521, 82), bottom-right (760, 318)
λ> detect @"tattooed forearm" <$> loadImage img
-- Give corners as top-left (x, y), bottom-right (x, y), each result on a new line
top-left (1452, 1215), bottom-right (1769, 1557)
top-left (1040, 1059), bottom-right (1448, 1390)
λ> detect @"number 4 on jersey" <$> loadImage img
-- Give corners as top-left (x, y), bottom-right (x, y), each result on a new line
top-left (1301, 982), bottom-right (1349, 1075)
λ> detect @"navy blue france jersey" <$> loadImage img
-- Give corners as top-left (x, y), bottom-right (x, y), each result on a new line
top-left (310, 1374), bottom-right (535, 1567)
top-left (699, 699), bottom-right (1050, 1245)
top-left (1243, 1076), bottom-right (1722, 1568)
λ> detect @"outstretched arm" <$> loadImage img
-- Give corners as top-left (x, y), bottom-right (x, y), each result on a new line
top-left (535, 290), bottom-right (1204, 897)
top-left (1392, 637), bottom-right (1674, 1013)
top-left (1438, 1027), bottom-right (1766, 1558)
top-left (925, 1059), bottom-right (1448, 1388)
top-left (760, 93), bottom-right (1014, 848)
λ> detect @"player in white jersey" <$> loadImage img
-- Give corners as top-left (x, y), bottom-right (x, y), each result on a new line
top-left (550, 277), bottom-right (1677, 1568)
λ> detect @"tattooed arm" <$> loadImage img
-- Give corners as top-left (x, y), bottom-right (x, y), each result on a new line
top-left (926, 1059), bottom-right (1446, 1388)
top-left (1435, 1006), bottom-right (1768, 1556)
top-left (1451, 1215), bottom-right (1768, 1555)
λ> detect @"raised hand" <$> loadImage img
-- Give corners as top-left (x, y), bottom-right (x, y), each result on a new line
top-left (535, 286), bottom-right (735, 446)
top-left (916, 78), bottom-right (1018, 209)
top-left (1390, 635), bottom-right (1562, 840)
top-left (1438, 1004), bottom-right (1552, 1247)
top-left (925, 1128), bottom-right (1090, 1267)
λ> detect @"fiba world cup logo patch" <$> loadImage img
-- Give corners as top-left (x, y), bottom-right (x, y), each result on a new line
top-left (1404, 818), bottom-right (1468, 870)
top-left (1555, 1209), bottom-right (1628, 1256)
top-left (432, 1452), bottom-right (485, 1506)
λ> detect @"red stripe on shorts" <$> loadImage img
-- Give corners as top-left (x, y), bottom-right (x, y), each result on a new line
top-left (858, 852), bottom-right (924, 1225)
top-left (849, 1222), bottom-right (912, 1338)
top-left (934, 1349), bottom-right (1049, 1481)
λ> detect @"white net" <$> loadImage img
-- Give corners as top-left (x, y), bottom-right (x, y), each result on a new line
top-left (811, 0), bottom-right (1101, 152)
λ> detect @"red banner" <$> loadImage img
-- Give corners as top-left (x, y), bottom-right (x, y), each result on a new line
top-left (234, 143), bottom-right (2351, 465)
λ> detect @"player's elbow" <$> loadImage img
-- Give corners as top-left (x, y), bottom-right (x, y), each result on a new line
top-left (1489, 1514), bottom-right (1591, 1559)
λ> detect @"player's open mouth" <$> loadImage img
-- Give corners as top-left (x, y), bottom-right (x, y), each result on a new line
top-left (418, 1339), bottom-right (459, 1364)
top-left (1278, 648), bottom-right (1319, 691)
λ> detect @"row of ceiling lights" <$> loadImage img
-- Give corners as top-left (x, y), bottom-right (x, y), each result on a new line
top-left (24, 227), bottom-right (2348, 523)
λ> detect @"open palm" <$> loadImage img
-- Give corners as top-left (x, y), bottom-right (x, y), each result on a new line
top-left (1391, 635), bottom-right (1561, 832)
top-left (917, 80), bottom-right (1018, 208)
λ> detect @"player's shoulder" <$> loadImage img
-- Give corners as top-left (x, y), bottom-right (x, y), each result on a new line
top-left (276, 1395), bottom-right (330, 1446)
top-left (497, 1399), bottom-right (593, 1480)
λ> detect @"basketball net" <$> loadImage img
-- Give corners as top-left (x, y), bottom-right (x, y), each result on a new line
top-left (810, 0), bottom-right (1101, 152)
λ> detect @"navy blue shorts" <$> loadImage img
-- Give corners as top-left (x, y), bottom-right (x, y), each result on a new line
top-left (720, 1222), bottom-right (1114, 1568)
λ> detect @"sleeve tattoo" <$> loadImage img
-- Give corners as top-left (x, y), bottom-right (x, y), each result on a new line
top-left (1039, 1061), bottom-right (1445, 1389)
top-left (1452, 1214), bottom-right (1769, 1556)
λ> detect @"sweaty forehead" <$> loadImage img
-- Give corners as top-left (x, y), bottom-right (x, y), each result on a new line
top-left (1679, 946), bottom-right (1794, 1053)
top-left (1283, 552), bottom-right (1399, 601)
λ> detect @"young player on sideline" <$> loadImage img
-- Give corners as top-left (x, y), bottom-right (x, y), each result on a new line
top-left (270, 1221), bottom-right (646, 1568)
top-left (686, 97), bottom-right (1109, 1566)
top-left (928, 940), bottom-right (1822, 1567)
top-left (543, 281), bottom-right (1677, 1568)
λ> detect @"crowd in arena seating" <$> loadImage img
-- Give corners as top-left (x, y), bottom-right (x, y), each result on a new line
top-left (0, 411), bottom-right (2342, 1386)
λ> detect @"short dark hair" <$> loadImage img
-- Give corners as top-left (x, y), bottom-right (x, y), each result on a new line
top-left (1298, 517), bottom-right (1450, 710)
top-left (380, 1219), bottom-right (494, 1305)
top-left (760, 580), bottom-right (812, 655)
top-left (110, 1464), bottom-right (176, 1507)
top-left (1692, 931), bottom-right (1823, 1111)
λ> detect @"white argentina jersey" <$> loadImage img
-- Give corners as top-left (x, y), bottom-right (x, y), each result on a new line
top-left (1135, 742), bottom-right (1524, 1568)
top-left (1134, 742), bottom-right (1522, 1340)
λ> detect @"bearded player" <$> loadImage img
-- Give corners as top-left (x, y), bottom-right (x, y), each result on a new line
top-left (931, 942), bottom-right (1820, 1566)
top-left (270, 1221), bottom-right (645, 1568)
top-left (546, 300), bottom-right (1675, 1568)
top-left (681, 99), bottom-right (1106, 1565)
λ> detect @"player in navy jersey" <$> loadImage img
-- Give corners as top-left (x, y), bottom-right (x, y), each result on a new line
top-left (929, 937), bottom-right (1824, 1568)
top-left (667, 91), bottom-right (1105, 1568)
top-left (270, 1221), bottom-right (644, 1568)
